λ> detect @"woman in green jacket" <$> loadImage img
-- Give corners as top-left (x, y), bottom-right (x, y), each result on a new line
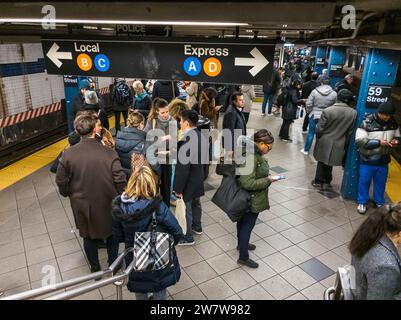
top-left (237, 129), bottom-right (278, 268)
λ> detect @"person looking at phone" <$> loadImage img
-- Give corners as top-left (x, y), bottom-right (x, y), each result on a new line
top-left (236, 129), bottom-right (281, 269)
top-left (355, 101), bottom-right (401, 214)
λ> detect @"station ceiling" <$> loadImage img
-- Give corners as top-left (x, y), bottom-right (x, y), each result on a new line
top-left (0, 1), bottom-right (400, 41)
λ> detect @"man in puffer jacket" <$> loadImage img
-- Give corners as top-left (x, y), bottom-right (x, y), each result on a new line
top-left (355, 101), bottom-right (401, 214)
top-left (301, 77), bottom-right (337, 155)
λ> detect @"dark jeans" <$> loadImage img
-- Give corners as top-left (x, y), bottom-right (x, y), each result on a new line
top-left (185, 198), bottom-right (202, 240)
top-left (83, 235), bottom-right (119, 270)
top-left (243, 112), bottom-right (250, 124)
top-left (279, 119), bottom-right (293, 140)
top-left (114, 110), bottom-right (128, 132)
top-left (237, 212), bottom-right (259, 261)
top-left (160, 164), bottom-right (172, 207)
top-left (302, 113), bottom-right (310, 131)
top-left (314, 161), bottom-right (333, 184)
top-left (99, 109), bottom-right (109, 130)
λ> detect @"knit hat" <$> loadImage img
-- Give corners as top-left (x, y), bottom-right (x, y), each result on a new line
top-left (84, 90), bottom-right (99, 105)
top-left (378, 101), bottom-right (395, 115)
top-left (79, 79), bottom-right (90, 90)
top-left (337, 89), bottom-right (354, 104)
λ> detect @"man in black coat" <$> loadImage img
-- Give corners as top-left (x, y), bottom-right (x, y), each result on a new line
top-left (301, 72), bottom-right (320, 132)
top-left (152, 80), bottom-right (179, 102)
top-left (174, 110), bottom-right (208, 245)
top-left (222, 92), bottom-right (247, 158)
top-left (262, 68), bottom-right (282, 116)
top-left (71, 79), bottom-right (91, 130)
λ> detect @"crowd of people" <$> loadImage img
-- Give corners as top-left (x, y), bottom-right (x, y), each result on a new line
top-left (54, 55), bottom-right (401, 300)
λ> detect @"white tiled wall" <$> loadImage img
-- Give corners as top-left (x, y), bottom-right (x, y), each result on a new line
top-left (0, 43), bottom-right (65, 118)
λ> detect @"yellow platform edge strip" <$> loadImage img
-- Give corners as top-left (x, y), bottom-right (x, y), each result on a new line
top-left (0, 116), bottom-right (116, 191)
top-left (387, 156), bottom-right (401, 203)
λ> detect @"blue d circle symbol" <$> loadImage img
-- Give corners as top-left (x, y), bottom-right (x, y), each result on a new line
top-left (183, 57), bottom-right (201, 76)
top-left (94, 54), bottom-right (110, 72)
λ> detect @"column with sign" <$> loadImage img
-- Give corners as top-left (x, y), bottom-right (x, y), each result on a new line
top-left (314, 46), bottom-right (327, 75)
top-left (327, 46), bottom-right (346, 87)
top-left (341, 48), bottom-right (399, 200)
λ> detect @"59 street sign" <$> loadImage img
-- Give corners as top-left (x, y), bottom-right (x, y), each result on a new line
top-left (41, 37), bottom-right (275, 85)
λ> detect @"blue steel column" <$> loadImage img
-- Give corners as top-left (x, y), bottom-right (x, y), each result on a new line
top-left (327, 46), bottom-right (346, 87)
top-left (341, 48), bottom-right (400, 200)
top-left (314, 46), bottom-right (327, 75)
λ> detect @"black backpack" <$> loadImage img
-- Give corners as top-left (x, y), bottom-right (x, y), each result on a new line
top-left (115, 81), bottom-right (131, 106)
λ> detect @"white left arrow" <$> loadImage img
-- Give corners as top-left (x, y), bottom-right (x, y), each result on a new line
top-left (46, 43), bottom-right (72, 68)
top-left (234, 47), bottom-right (269, 77)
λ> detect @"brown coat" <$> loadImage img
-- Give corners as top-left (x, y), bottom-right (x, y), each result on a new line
top-left (56, 138), bottom-right (127, 239)
top-left (199, 92), bottom-right (219, 128)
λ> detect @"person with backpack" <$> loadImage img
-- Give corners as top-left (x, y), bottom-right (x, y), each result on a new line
top-left (111, 166), bottom-right (183, 300)
top-left (112, 79), bottom-right (133, 134)
top-left (278, 79), bottom-right (302, 142)
top-left (145, 98), bottom-right (178, 207)
top-left (261, 68), bottom-right (282, 116)
top-left (115, 110), bottom-right (160, 178)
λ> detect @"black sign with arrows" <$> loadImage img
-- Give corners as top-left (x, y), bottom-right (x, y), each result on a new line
top-left (41, 37), bottom-right (275, 85)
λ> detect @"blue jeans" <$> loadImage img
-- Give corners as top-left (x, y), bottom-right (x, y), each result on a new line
top-left (185, 198), bottom-right (202, 240)
top-left (261, 93), bottom-right (274, 114)
top-left (171, 163), bottom-right (176, 201)
top-left (357, 163), bottom-right (389, 206)
top-left (304, 116), bottom-right (319, 152)
top-left (237, 212), bottom-right (259, 261)
top-left (135, 289), bottom-right (167, 300)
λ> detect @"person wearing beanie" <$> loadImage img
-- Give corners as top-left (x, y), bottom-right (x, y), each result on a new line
top-left (311, 89), bottom-right (357, 189)
top-left (70, 79), bottom-right (92, 130)
top-left (355, 100), bottom-right (401, 214)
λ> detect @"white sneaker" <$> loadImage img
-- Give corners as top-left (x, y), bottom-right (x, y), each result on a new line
top-left (267, 113), bottom-right (273, 117)
top-left (261, 113), bottom-right (266, 117)
top-left (300, 149), bottom-right (309, 155)
top-left (357, 204), bottom-right (367, 215)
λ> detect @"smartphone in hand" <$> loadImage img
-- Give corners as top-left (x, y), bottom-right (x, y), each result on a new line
top-left (271, 175), bottom-right (286, 181)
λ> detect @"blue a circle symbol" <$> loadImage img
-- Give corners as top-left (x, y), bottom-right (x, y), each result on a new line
top-left (94, 54), bottom-right (110, 72)
top-left (183, 57), bottom-right (201, 76)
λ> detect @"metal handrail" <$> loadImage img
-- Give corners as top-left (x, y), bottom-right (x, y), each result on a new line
top-left (46, 260), bottom-right (135, 300)
top-left (1, 248), bottom-right (134, 300)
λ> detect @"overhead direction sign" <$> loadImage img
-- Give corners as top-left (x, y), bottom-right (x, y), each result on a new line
top-left (41, 37), bottom-right (275, 85)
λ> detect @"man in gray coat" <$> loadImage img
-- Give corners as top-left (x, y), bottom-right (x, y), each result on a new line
top-left (312, 89), bottom-right (357, 188)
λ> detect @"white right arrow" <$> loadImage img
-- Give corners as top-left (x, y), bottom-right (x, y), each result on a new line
top-left (235, 47), bottom-right (269, 77)
top-left (46, 42), bottom-right (72, 68)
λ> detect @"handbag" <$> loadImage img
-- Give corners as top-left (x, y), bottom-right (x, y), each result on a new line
top-left (211, 175), bottom-right (250, 222)
top-left (133, 211), bottom-right (174, 272)
top-left (174, 197), bottom-right (187, 234)
top-left (215, 157), bottom-right (236, 176)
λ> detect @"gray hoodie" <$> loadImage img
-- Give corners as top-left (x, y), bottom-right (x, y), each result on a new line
top-left (306, 85), bottom-right (337, 119)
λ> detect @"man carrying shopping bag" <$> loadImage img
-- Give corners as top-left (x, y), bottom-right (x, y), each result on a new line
top-left (174, 110), bottom-right (209, 245)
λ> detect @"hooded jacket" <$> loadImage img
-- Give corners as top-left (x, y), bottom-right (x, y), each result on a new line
top-left (115, 127), bottom-right (160, 175)
top-left (306, 85), bottom-right (337, 119)
top-left (112, 195), bottom-right (183, 293)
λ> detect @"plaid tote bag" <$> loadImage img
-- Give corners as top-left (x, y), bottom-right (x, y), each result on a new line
top-left (133, 211), bottom-right (174, 272)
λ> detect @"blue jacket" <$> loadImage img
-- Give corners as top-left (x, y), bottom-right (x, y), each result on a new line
top-left (111, 195), bottom-right (183, 293)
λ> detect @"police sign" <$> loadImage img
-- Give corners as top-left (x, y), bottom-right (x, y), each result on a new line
top-left (41, 37), bottom-right (275, 85)
top-left (365, 84), bottom-right (392, 109)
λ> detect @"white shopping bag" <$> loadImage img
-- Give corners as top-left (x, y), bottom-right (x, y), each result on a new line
top-left (175, 197), bottom-right (187, 235)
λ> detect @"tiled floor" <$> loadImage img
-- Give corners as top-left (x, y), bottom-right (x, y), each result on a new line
top-left (0, 102), bottom-right (379, 300)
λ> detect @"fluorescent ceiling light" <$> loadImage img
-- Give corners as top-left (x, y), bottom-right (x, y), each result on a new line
top-left (0, 18), bottom-right (248, 26)
top-left (83, 26), bottom-right (97, 30)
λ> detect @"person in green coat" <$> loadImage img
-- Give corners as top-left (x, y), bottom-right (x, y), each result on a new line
top-left (237, 129), bottom-right (279, 268)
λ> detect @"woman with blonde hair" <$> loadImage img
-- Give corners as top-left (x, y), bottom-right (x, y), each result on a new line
top-left (112, 166), bottom-right (183, 300)
top-left (132, 80), bottom-right (152, 119)
top-left (115, 110), bottom-right (159, 177)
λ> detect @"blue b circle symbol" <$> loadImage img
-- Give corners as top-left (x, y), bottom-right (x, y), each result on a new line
top-left (94, 54), bottom-right (110, 72)
top-left (183, 57), bottom-right (201, 76)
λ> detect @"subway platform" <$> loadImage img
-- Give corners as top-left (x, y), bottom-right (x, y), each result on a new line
top-left (0, 102), bottom-right (396, 300)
